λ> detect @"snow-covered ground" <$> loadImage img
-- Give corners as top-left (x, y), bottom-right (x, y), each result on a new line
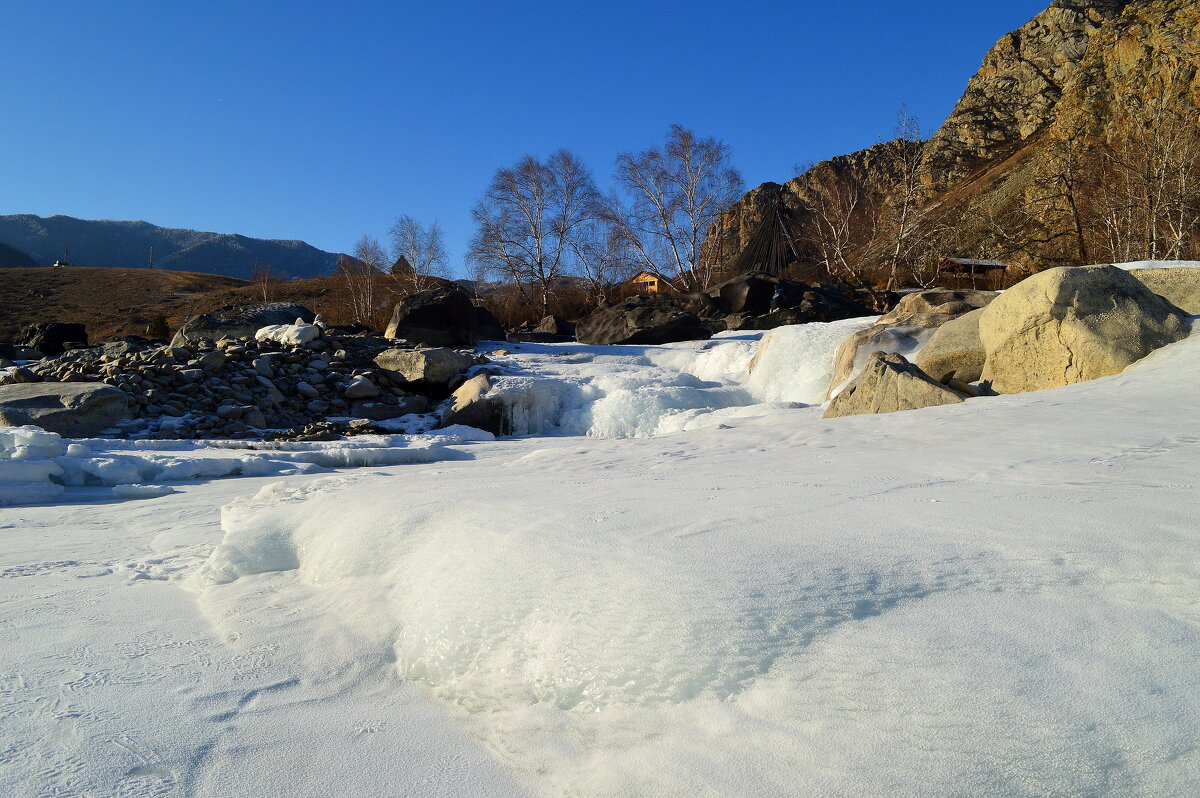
top-left (3, 316), bottom-right (1198, 796)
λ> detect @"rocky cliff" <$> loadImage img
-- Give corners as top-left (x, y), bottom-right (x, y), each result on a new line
top-left (714, 0), bottom-right (1200, 284)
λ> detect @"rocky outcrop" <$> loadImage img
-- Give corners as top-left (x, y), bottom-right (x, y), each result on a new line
top-left (1127, 266), bottom-right (1200, 315)
top-left (172, 303), bottom-right (315, 348)
top-left (827, 289), bottom-right (997, 396)
top-left (0, 383), bottom-right (129, 436)
top-left (823, 352), bottom-right (967, 419)
top-left (385, 286), bottom-right (498, 346)
top-left (913, 308), bottom-right (988, 383)
top-left (979, 265), bottom-right (1191, 393)
top-left (577, 297), bottom-right (714, 346)
top-left (18, 322), bottom-right (88, 357)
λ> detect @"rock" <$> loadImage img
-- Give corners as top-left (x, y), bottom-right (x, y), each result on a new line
top-left (576, 297), bottom-right (714, 346)
top-left (171, 303), bottom-right (315, 347)
top-left (913, 308), bottom-right (987, 384)
top-left (17, 322), bottom-right (88, 357)
top-left (827, 289), bottom-right (997, 397)
top-left (979, 265), bottom-right (1191, 394)
top-left (243, 410), bottom-right (268, 428)
top-left (343, 376), bottom-right (380, 399)
top-left (0, 382), bottom-right (130, 436)
top-left (252, 356), bottom-right (274, 377)
top-left (305, 399), bottom-right (330, 415)
top-left (535, 315), bottom-right (576, 337)
top-left (296, 381), bottom-right (321, 399)
top-left (384, 286), bottom-right (481, 346)
top-left (256, 321), bottom-right (322, 346)
top-left (473, 306), bottom-right (506, 341)
top-left (439, 373), bottom-right (503, 434)
top-left (0, 343), bottom-right (45, 361)
top-left (1127, 266), bottom-right (1200, 315)
top-left (197, 351), bottom-right (226, 372)
top-left (374, 348), bottom-right (473, 385)
top-left (823, 353), bottom-right (967, 418)
top-left (350, 396), bottom-right (426, 420)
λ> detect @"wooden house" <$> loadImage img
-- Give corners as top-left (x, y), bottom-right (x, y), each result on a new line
top-left (938, 258), bottom-right (1009, 289)
top-left (628, 270), bottom-right (672, 294)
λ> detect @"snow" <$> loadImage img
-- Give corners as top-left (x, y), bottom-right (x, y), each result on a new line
top-left (254, 320), bottom-right (322, 346)
top-left (1112, 259), bottom-right (1200, 270)
top-left (3, 320), bottom-right (1199, 796)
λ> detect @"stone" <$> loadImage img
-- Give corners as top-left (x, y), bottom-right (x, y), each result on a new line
top-left (823, 353), bottom-right (967, 419)
top-left (171, 303), bottom-right (315, 347)
top-left (576, 297), bottom-right (714, 346)
top-left (827, 289), bottom-right (997, 397)
top-left (534, 315), bottom-right (576, 337)
top-left (374, 348), bottom-right (474, 385)
top-left (1127, 266), bottom-right (1200, 315)
top-left (913, 308), bottom-right (987, 384)
top-left (256, 321), bottom-right (321, 346)
top-left (296, 381), bottom-right (321, 399)
top-left (344, 376), bottom-right (380, 399)
top-left (0, 382), bottom-right (130, 436)
top-left (197, 351), bottom-right (226, 372)
top-left (17, 322), bottom-right (88, 357)
top-left (243, 410), bottom-right (268, 428)
top-left (252, 356), bottom-right (274, 377)
top-left (473, 306), bottom-right (506, 341)
top-left (385, 286), bottom-right (481, 346)
top-left (979, 265), bottom-right (1191, 394)
top-left (439, 373), bottom-right (503, 434)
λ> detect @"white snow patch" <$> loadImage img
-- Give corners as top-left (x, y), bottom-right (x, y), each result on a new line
top-left (1112, 259), bottom-right (1200, 270)
top-left (255, 320), bottom-right (322, 345)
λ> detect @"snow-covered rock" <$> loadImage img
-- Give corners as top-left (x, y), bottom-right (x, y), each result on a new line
top-left (255, 319), bottom-right (321, 346)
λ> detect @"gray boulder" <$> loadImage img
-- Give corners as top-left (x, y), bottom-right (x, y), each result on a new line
top-left (18, 322), bottom-right (88, 357)
top-left (171, 303), bottom-right (315, 347)
top-left (576, 297), bottom-right (713, 346)
top-left (439, 373), bottom-right (503, 434)
top-left (913, 308), bottom-right (987, 384)
top-left (385, 286), bottom-right (482, 346)
top-left (0, 382), bottom-right (130, 436)
top-left (979, 265), bottom-right (1191, 394)
top-left (824, 353), bottom-right (967, 419)
top-left (1127, 266), bottom-right (1200, 315)
top-left (374, 347), bottom-right (474, 386)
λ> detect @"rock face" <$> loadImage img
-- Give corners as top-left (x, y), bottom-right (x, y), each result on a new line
top-left (385, 286), bottom-right (487, 346)
top-left (828, 289), bottom-right (997, 396)
top-left (979, 265), bottom-right (1191, 393)
top-left (171, 303), bottom-right (315, 347)
top-left (577, 297), bottom-right (714, 345)
top-left (374, 347), bottom-right (474, 386)
top-left (18, 322), bottom-right (88, 356)
top-left (439, 373), bottom-right (503, 434)
top-left (1127, 267), bottom-right (1200, 315)
top-left (913, 308), bottom-right (988, 383)
top-left (0, 382), bottom-right (130, 436)
top-left (823, 352), bottom-right (967, 419)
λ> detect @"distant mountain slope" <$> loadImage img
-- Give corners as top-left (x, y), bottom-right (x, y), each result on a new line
top-left (0, 214), bottom-right (340, 279)
top-left (0, 242), bottom-right (37, 268)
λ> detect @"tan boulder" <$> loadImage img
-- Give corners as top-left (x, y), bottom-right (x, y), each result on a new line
top-left (979, 265), bottom-right (1191, 394)
top-left (1127, 267), bottom-right (1200, 315)
top-left (913, 308), bottom-right (987, 384)
top-left (827, 289), bottom-right (997, 397)
top-left (439, 374), bottom-right (503, 434)
top-left (824, 352), bottom-right (967, 419)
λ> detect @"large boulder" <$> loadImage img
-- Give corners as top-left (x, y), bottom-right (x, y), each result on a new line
top-left (823, 352), bottom-right (967, 419)
top-left (979, 265), bottom-right (1191, 394)
top-left (827, 289), bottom-right (997, 397)
top-left (1126, 266), bottom-right (1200, 315)
top-left (913, 308), bottom-right (987, 384)
top-left (172, 303), bottom-right (315, 347)
top-left (439, 373), bottom-right (503, 434)
top-left (691, 272), bottom-right (873, 331)
top-left (385, 286), bottom-right (484, 346)
top-left (474, 306), bottom-right (506, 341)
top-left (18, 322), bottom-right (88, 357)
top-left (0, 382), bottom-right (130, 436)
top-left (374, 347), bottom-right (474, 386)
top-left (576, 297), bottom-right (713, 345)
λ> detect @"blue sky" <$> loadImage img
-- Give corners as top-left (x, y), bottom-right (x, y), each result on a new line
top-left (1, 1), bottom-right (1046, 276)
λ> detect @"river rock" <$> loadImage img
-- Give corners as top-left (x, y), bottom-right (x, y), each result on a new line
top-left (0, 382), bottom-right (130, 436)
top-left (913, 308), bottom-right (987, 384)
top-left (824, 352), bottom-right (967, 418)
top-left (374, 347), bottom-right (473, 385)
top-left (576, 297), bottom-right (713, 346)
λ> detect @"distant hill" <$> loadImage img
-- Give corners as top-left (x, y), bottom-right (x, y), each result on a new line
top-left (0, 242), bottom-right (37, 268)
top-left (0, 214), bottom-right (340, 279)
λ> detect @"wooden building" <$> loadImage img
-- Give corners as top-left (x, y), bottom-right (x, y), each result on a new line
top-left (628, 270), bottom-right (672, 294)
top-left (938, 258), bottom-right (1009, 289)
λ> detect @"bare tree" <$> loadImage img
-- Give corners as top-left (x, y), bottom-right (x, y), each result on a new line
top-left (801, 167), bottom-right (879, 284)
top-left (882, 107), bottom-right (927, 290)
top-left (469, 149), bottom-right (600, 318)
top-left (340, 236), bottom-right (387, 327)
top-left (250, 261), bottom-right (274, 301)
top-left (571, 214), bottom-right (638, 306)
top-left (610, 125), bottom-right (743, 291)
top-left (388, 216), bottom-right (449, 293)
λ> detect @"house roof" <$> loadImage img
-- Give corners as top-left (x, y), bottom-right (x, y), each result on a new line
top-left (940, 258), bottom-right (1008, 269)
top-left (630, 270), bottom-right (670, 282)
